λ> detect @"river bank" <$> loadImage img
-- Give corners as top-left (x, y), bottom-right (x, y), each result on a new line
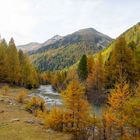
top-left (0, 87), bottom-right (72, 140)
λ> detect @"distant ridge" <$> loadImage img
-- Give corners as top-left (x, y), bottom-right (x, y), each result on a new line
top-left (17, 42), bottom-right (41, 52)
top-left (17, 35), bottom-right (62, 52)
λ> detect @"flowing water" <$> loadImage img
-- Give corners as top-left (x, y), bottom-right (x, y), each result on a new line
top-left (30, 85), bottom-right (62, 108)
top-left (30, 85), bottom-right (103, 115)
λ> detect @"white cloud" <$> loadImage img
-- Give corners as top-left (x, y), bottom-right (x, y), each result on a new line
top-left (0, 0), bottom-right (38, 44)
top-left (0, 0), bottom-right (139, 45)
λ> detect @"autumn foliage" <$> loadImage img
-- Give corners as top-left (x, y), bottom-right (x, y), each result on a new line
top-left (42, 37), bottom-right (140, 139)
top-left (0, 38), bottom-right (39, 88)
top-left (25, 96), bottom-right (45, 114)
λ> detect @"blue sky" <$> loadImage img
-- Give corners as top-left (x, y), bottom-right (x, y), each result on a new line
top-left (0, 0), bottom-right (140, 45)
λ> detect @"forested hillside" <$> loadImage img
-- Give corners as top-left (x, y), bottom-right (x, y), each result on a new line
top-left (29, 28), bottom-right (112, 71)
top-left (101, 22), bottom-right (140, 63)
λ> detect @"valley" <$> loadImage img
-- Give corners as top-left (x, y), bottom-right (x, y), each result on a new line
top-left (1, 1), bottom-right (140, 139)
top-left (0, 17), bottom-right (140, 140)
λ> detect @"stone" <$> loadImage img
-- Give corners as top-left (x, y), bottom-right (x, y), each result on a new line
top-left (9, 102), bottom-right (13, 105)
top-left (10, 118), bottom-right (20, 122)
top-left (24, 119), bottom-right (35, 124)
top-left (36, 120), bottom-right (44, 125)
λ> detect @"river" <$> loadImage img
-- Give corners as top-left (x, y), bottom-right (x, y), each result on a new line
top-left (30, 85), bottom-right (103, 115)
top-left (30, 85), bottom-right (62, 108)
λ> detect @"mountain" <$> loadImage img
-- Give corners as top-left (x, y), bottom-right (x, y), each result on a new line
top-left (17, 35), bottom-right (62, 52)
top-left (30, 28), bottom-right (112, 55)
top-left (17, 42), bottom-right (42, 52)
top-left (30, 28), bottom-right (112, 71)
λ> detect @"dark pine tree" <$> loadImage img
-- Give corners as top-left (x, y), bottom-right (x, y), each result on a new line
top-left (78, 54), bottom-right (88, 81)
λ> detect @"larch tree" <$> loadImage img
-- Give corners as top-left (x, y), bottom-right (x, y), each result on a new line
top-left (122, 82), bottom-right (140, 138)
top-left (87, 53), bottom-right (104, 95)
top-left (18, 49), bottom-right (26, 85)
top-left (7, 38), bottom-right (20, 84)
top-left (45, 107), bottom-right (64, 131)
top-left (87, 55), bottom-right (95, 74)
top-left (95, 53), bottom-right (104, 94)
top-left (18, 49), bottom-right (39, 88)
top-left (0, 39), bottom-right (8, 82)
top-left (23, 57), bottom-right (39, 88)
top-left (62, 80), bottom-right (91, 130)
top-left (86, 62), bottom-right (96, 94)
top-left (105, 37), bottom-right (137, 87)
top-left (107, 80), bottom-right (131, 138)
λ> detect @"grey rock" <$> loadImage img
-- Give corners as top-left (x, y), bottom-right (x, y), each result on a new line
top-left (10, 118), bottom-right (20, 122)
top-left (25, 119), bottom-right (35, 124)
top-left (37, 120), bottom-right (44, 125)
top-left (9, 102), bottom-right (13, 105)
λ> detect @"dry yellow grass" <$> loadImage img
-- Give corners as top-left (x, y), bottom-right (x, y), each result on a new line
top-left (0, 87), bottom-right (72, 140)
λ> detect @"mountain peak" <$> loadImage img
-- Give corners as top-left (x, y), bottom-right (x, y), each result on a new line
top-left (77, 27), bottom-right (97, 32)
top-left (51, 35), bottom-right (62, 39)
top-left (42, 35), bottom-right (62, 47)
top-left (74, 28), bottom-right (98, 34)
top-left (73, 27), bottom-right (112, 41)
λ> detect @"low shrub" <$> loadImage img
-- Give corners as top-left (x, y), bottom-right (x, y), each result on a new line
top-left (25, 96), bottom-right (45, 114)
top-left (2, 85), bottom-right (9, 95)
top-left (16, 90), bottom-right (28, 103)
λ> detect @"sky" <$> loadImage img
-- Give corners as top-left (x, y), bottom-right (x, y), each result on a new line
top-left (0, 0), bottom-right (140, 45)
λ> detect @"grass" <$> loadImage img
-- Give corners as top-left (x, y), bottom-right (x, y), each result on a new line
top-left (0, 87), bottom-right (72, 140)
